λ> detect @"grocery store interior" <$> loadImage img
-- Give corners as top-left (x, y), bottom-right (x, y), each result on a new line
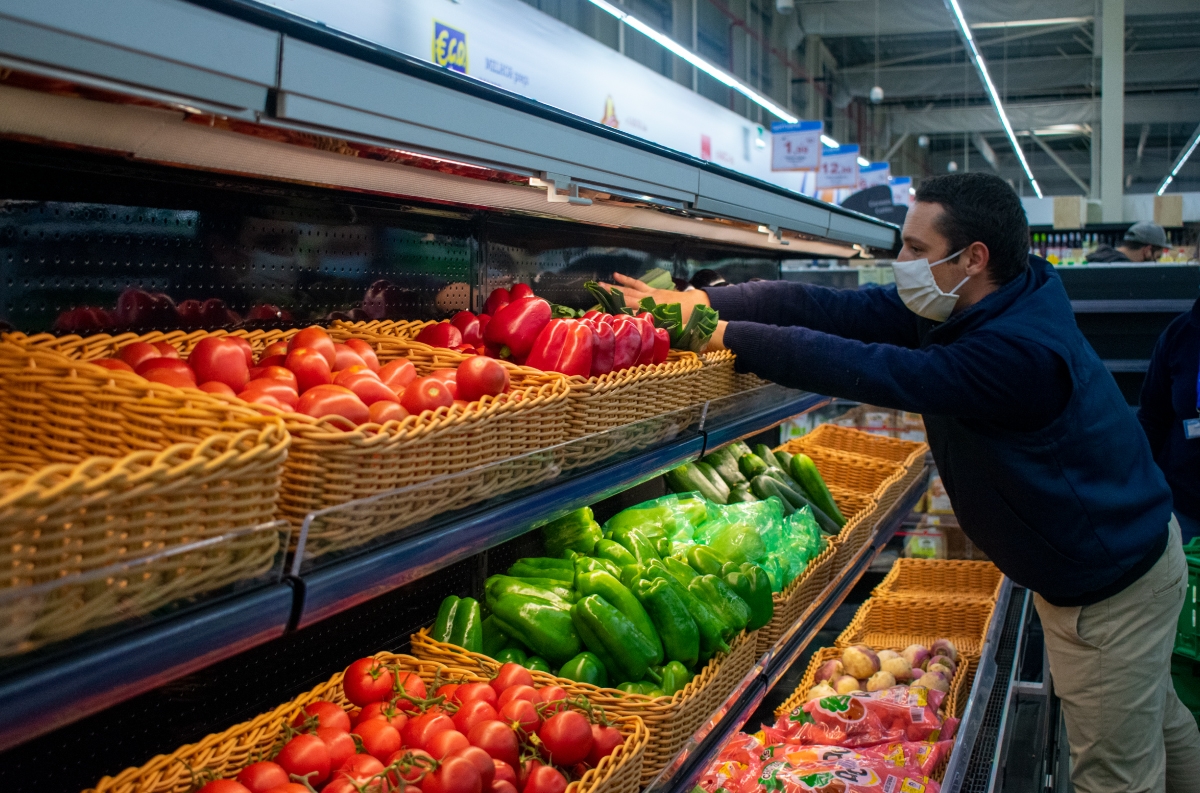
top-left (0, 1), bottom-right (1197, 792)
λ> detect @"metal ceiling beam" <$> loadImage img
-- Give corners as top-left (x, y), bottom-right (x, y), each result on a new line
top-left (1027, 132), bottom-right (1091, 193)
top-left (887, 93), bottom-right (1200, 135)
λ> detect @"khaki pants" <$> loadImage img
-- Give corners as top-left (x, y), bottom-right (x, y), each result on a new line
top-left (1035, 517), bottom-right (1200, 793)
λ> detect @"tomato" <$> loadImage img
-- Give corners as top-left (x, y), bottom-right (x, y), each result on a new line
top-left (119, 342), bottom-right (161, 369)
top-left (403, 711), bottom-right (455, 752)
top-left (428, 368), bottom-right (458, 393)
top-left (521, 765), bottom-right (565, 793)
top-left (257, 354), bottom-right (288, 370)
top-left (247, 303), bottom-right (289, 322)
top-left (344, 339), bottom-right (381, 372)
top-left (334, 343), bottom-right (368, 372)
top-left (189, 337), bottom-right (250, 391)
top-left (285, 348), bottom-right (332, 393)
top-left (518, 759), bottom-right (543, 788)
top-left (452, 746), bottom-right (495, 789)
top-left (538, 711), bottom-right (593, 766)
top-left (293, 700), bottom-right (351, 733)
top-left (228, 336), bottom-right (254, 367)
top-left (356, 717), bottom-right (402, 760)
top-left (275, 733), bottom-right (331, 786)
top-left (236, 761), bottom-right (290, 793)
top-left (455, 683), bottom-right (498, 708)
top-left (318, 726), bottom-right (356, 770)
top-left (496, 686), bottom-right (540, 710)
top-left (143, 367), bottom-right (197, 389)
top-left (356, 701), bottom-right (409, 731)
top-left (239, 379), bottom-right (300, 410)
top-left (296, 384), bottom-right (369, 426)
top-left (387, 749), bottom-right (435, 785)
top-left (369, 400), bottom-right (409, 424)
top-left (334, 365), bottom-right (376, 385)
top-left (456, 357), bottom-right (509, 402)
top-left (196, 781), bottom-right (251, 793)
top-left (452, 699), bottom-right (498, 735)
top-left (153, 342), bottom-right (181, 359)
top-left (394, 671), bottom-right (428, 710)
top-left (199, 381), bottom-right (237, 396)
top-left (401, 377), bottom-right (453, 415)
top-left (537, 686), bottom-right (568, 715)
top-left (136, 357), bottom-right (192, 377)
top-left (343, 658), bottom-right (396, 706)
top-left (336, 370), bottom-right (402, 406)
top-left (339, 754), bottom-right (386, 782)
top-left (421, 755), bottom-right (482, 793)
top-left (491, 782), bottom-right (518, 793)
top-left (251, 395), bottom-right (286, 412)
top-left (256, 365), bottom-right (299, 391)
top-left (586, 724), bottom-right (624, 766)
top-left (467, 721), bottom-right (519, 769)
top-left (262, 785), bottom-right (311, 793)
top-left (436, 683), bottom-right (460, 701)
top-left (492, 761), bottom-right (517, 787)
top-left (427, 728), bottom-right (471, 759)
top-left (497, 699), bottom-right (539, 734)
top-left (490, 664), bottom-right (533, 697)
top-left (415, 322), bottom-right (463, 349)
top-left (93, 358), bottom-right (135, 373)
top-left (289, 327), bottom-right (337, 366)
top-left (378, 359), bottom-right (417, 390)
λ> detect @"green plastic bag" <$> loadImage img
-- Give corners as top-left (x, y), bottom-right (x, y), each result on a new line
top-left (604, 494), bottom-right (707, 555)
top-left (697, 498), bottom-right (792, 591)
top-left (780, 505), bottom-right (826, 585)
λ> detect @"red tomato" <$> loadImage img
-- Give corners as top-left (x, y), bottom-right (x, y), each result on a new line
top-left (452, 699), bottom-right (498, 735)
top-left (119, 342), bottom-right (161, 369)
top-left (518, 760), bottom-right (543, 788)
top-left (427, 728), bottom-right (471, 759)
top-left (260, 341), bottom-right (289, 361)
top-left (421, 755), bottom-right (481, 793)
top-left (415, 322), bottom-right (463, 349)
top-left (344, 339), bottom-right (380, 372)
top-left (196, 781), bottom-right (251, 793)
top-left (356, 718), bottom-right (402, 761)
top-left (429, 368), bottom-right (458, 386)
top-left (293, 700), bottom-right (351, 733)
top-left (436, 683), bottom-right (460, 701)
top-left (334, 365), bottom-right (378, 385)
top-left (490, 664), bottom-right (533, 697)
top-left (355, 701), bottom-right (409, 732)
top-left (227, 336), bottom-right (254, 367)
top-left (239, 379), bottom-right (299, 410)
top-left (455, 683), bottom-right (498, 708)
top-left (285, 348), bottom-right (332, 393)
top-left (369, 400), bottom-right (409, 424)
top-left (337, 754), bottom-right (386, 782)
top-left (401, 377), bottom-right (453, 415)
top-left (336, 370), bottom-right (402, 406)
top-left (394, 671), bottom-right (428, 711)
top-left (251, 395), bottom-right (286, 412)
top-left (199, 381), bottom-right (237, 396)
top-left (93, 358), bottom-right (136, 373)
top-left (257, 354), bottom-right (288, 369)
top-left (537, 686), bottom-right (568, 715)
top-left (496, 686), bottom-right (539, 710)
top-left (256, 365), bottom-right (299, 390)
top-left (136, 357), bottom-right (194, 378)
top-left (189, 337), bottom-right (250, 391)
top-left (403, 711), bottom-right (455, 752)
top-left (289, 327), bottom-right (336, 366)
top-left (587, 724), bottom-right (624, 766)
top-left (467, 721), bottom-right (519, 769)
top-left (538, 711), bottom-right (593, 766)
top-left (492, 782), bottom-right (518, 793)
top-left (342, 658), bottom-right (395, 706)
top-left (378, 359), bottom-right (418, 390)
top-left (262, 785), bottom-right (311, 793)
top-left (236, 761), bottom-right (289, 793)
top-left (275, 733), bottom-right (331, 786)
top-left (452, 746), bottom-right (495, 790)
top-left (387, 749), bottom-right (435, 785)
top-left (296, 384), bottom-right (369, 426)
top-left (492, 761), bottom-right (517, 787)
top-left (497, 699), bottom-right (539, 734)
top-left (333, 343), bottom-right (367, 371)
top-left (318, 726), bottom-right (356, 770)
top-left (521, 765), bottom-right (565, 793)
top-left (143, 367), bottom-right (197, 389)
top-left (153, 342), bottom-right (181, 359)
top-left (456, 357), bottom-right (509, 402)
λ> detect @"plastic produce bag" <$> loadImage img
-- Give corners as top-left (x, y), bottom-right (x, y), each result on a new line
top-left (695, 498), bottom-right (793, 589)
top-left (774, 687), bottom-right (959, 748)
top-left (605, 493), bottom-right (707, 554)
top-left (777, 506), bottom-right (826, 586)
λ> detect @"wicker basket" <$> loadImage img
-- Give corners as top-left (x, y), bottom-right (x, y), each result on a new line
top-left (826, 486), bottom-right (880, 573)
top-left (411, 627), bottom-right (758, 784)
top-left (873, 559), bottom-right (1003, 603)
top-left (781, 429), bottom-right (925, 514)
top-left (6, 329), bottom-right (571, 557)
top-left (697, 350), bottom-right (737, 401)
top-left (834, 597), bottom-right (995, 660)
top-left (776, 441), bottom-right (908, 516)
top-left (86, 652), bottom-right (648, 793)
top-left (755, 541), bottom-right (837, 656)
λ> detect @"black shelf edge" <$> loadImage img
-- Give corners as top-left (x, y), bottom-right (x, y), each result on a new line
top-left (0, 582), bottom-right (294, 752)
top-left (703, 392), bottom-right (831, 453)
top-left (1071, 299), bottom-right (1194, 313)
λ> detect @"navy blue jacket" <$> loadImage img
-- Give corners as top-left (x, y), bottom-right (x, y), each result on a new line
top-left (708, 257), bottom-right (1173, 605)
top-left (1138, 298), bottom-right (1200, 521)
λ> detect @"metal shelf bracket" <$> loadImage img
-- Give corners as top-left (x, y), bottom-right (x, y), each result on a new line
top-left (530, 172), bottom-right (592, 205)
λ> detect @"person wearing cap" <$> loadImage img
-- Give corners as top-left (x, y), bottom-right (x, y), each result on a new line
top-left (1085, 221), bottom-right (1169, 263)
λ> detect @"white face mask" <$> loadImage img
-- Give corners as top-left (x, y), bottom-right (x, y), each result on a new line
top-left (893, 249), bottom-right (968, 321)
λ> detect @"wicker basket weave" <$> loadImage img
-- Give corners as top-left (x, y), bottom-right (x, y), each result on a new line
top-left (781, 428), bottom-right (925, 513)
top-left (835, 597), bottom-right (995, 660)
top-left (6, 329), bottom-right (570, 556)
top-left (755, 541), bottom-right (837, 656)
top-left (873, 559), bottom-right (1004, 603)
top-left (824, 486), bottom-right (880, 574)
top-left (697, 350), bottom-right (737, 401)
top-left (410, 627), bottom-right (758, 784)
top-left (776, 441), bottom-right (908, 516)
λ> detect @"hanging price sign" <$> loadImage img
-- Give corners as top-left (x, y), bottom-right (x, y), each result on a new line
top-left (817, 144), bottom-right (860, 189)
top-left (857, 162), bottom-right (890, 190)
top-left (770, 120), bottom-right (823, 171)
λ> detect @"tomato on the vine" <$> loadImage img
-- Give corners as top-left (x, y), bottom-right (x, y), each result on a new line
top-left (436, 683), bottom-right (460, 701)
top-left (492, 760), bottom-right (517, 788)
top-left (490, 664), bottom-right (533, 696)
top-left (496, 685), bottom-right (539, 710)
top-left (261, 784), bottom-right (310, 793)
top-left (491, 781), bottom-right (518, 793)
top-left (344, 339), bottom-right (380, 372)
top-left (317, 726), bottom-right (355, 770)
top-left (497, 699), bottom-right (539, 733)
top-left (355, 700), bottom-right (409, 731)
top-left (235, 761), bottom-right (289, 793)
top-left (342, 658), bottom-right (395, 706)
top-left (275, 733), bottom-right (331, 786)
top-left (522, 766), bottom-right (566, 793)
top-left (467, 720), bottom-right (520, 769)
top-left (289, 327), bottom-right (337, 367)
top-left (403, 711), bottom-right (455, 752)
top-left (293, 700), bottom-right (351, 733)
top-left (452, 746), bottom-right (495, 789)
top-left (586, 724), bottom-right (624, 766)
top-left (427, 728), bottom-right (471, 759)
top-left (421, 755), bottom-right (482, 793)
top-left (337, 754), bottom-right (386, 782)
top-left (455, 683), bottom-right (498, 707)
top-left (538, 711), bottom-right (593, 766)
top-left (393, 671), bottom-right (428, 710)
top-left (452, 699), bottom-right (498, 735)
top-left (196, 780), bottom-right (251, 793)
top-left (356, 717), bottom-right (403, 760)
top-left (537, 686), bottom-right (568, 715)
top-left (387, 748), bottom-right (435, 785)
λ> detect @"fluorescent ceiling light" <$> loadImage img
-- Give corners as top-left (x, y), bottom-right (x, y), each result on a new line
top-left (943, 0), bottom-right (1042, 198)
top-left (1157, 122), bottom-right (1200, 196)
top-left (821, 135), bottom-right (840, 148)
top-left (857, 156), bottom-right (871, 167)
top-left (585, 0), bottom-right (797, 123)
top-left (972, 16), bottom-right (1090, 29)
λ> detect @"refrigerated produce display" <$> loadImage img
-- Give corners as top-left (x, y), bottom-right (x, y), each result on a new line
top-left (0, 3), bottom-right (1065, 793)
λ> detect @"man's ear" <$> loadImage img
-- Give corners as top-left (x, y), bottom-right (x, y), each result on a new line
top-left (963, 241), bottom-right (991, 279)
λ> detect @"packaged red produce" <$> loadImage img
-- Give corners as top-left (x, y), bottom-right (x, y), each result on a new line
top-left (773, 687), bottom-right (958, 748)
top-left (757, 742), bottom-right (954, 779)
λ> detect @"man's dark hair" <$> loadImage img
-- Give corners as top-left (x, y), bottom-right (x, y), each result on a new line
top-left (914, 173), bottom-right (1030, 285)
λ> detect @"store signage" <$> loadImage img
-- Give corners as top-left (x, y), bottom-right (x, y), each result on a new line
top-left (857, 162), bottom-right (890, 190)
top-left (432, 21), bottom-right (469, 74)
top-left (817, 145), bottom-right (859, 189)
top-left (770, 121), bottom-right (822, 171)
top-left (890, 176), bottom-right (915, 207)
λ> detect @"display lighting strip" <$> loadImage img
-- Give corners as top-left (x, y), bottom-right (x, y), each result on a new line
top-left (1157, 122), bottom-right (1200, 196)
top-left (943, 0), bottom-right (1043, 198)
top-left (585, 0), bottom-right (797, 123)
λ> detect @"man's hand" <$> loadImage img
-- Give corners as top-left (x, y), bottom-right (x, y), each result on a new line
top-left (703, 320), bottom-right (728, 352)
top-left (598, 273), bottom-right (711, 322)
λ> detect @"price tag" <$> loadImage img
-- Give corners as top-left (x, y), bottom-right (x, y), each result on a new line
top-left (771, 121), bottom-right (822, 171)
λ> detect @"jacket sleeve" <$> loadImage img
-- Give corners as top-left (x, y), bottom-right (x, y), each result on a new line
top-left (704, 280), bottom-right (921, 348)
top-left (1137, 329), bottom-right (1174, 457)
top-left (723, 320), bottom-right (1071, 429)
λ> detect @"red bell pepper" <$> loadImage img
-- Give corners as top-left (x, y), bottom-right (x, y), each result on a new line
top-left (526, 319), bottom-right (593, 377)
top-left (652, 327), bottom-right (670, 364)
top-left (451, 311), bottom-right (484, 347)
top-left (477, 314), bottom-right (492, 341)
top-left (583, 319), bottom-right (615, 376)
top-left (582, 309), bottom-right (604, 321)
top-left (484, 287), bottom-right (511, 316)
top-left (415, 321), bottom-right (463, 349)
top-left (483, 297), bottom-right (551, 359)
top-left (611, 316), bottom-right (641, 371)
top-left (633, 316), bottom-right (656, 366)
top-left (510, 283), bottom-right (535, 300)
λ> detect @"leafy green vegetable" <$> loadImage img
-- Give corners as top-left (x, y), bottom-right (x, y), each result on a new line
top-left (639, 297), bottom-right (719, 352)
top-left (638, 268), bottom-right (675, 290)
top-left (584, 281), bottom-right (631, 315)
top-left (551, 303), bottom-right (582, 319)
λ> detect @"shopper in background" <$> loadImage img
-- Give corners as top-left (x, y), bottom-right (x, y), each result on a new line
top-left (605, 172), bottom-right (1200, 793)
top-left (1085, 220), bottom-right (1169, 263)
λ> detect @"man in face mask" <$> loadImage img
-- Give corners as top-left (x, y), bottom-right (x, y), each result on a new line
top-left (604, 172), bottom-right (1200, 793)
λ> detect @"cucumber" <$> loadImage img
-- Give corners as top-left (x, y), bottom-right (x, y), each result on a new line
top-left (752, 474), bottom-right (841, 534)
top-left (730, 441), bottom-right (754, 458)
top-left (790, 453), bottom-right (847, 527)
top-left (665, 463), bottom-right (728, 504)
top-left (703, 447), bottom-right (747, 488)
top-left (727, 483), bottom-right (758, 503)
top-left (693, 461), bottom-right (731, 503)
top-left (749, 474), bottom-right (796, 516)
top-left (774, 450), bottom-right (794, 471)
top-left (753, 444), bottom-right (784, 470)
top-left (738, 453), bottom-right (769, 480)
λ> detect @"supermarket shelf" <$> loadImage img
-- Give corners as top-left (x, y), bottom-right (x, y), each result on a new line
top-left (0, 581), bottom-right (294, 752)
top-left (1071, 299), bottom-right (1194, 313)
top-left (645, 466), bottom-right (931, 793)
top-left (702, 388), bottom-right (832, 453)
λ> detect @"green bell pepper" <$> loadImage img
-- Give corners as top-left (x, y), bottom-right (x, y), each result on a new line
top-left (658, 660), bottom-right (693, 696)
top-left (486, 575), bottom-right (572, 608)
top-left (655, 537), bottom-right (673, 558)
top-left (541, 507), bottom-right (603, 556)
top-left (689, 575), bottom-right (751, 637)
top-left (614, 528), bottom-right (662, 567)
top-left (604, 506), bottom-right (671, 545)
top-left (495, 646), bottom-right (527, 665)
top-left (633, 577), bottom-right (700, 667)
top-left (643, 567), bottom-right (729, 661)
top-left (508, 557), bottom-right (577, 582)
top-left (488, 593), bottom-right (582, 664)
top-left (573, 556), bottom-right (622, 580)
top-left (576, 570), bottom-right (663, 666)
top-left (481, 615), bottom-right (510, 657)
top-left (524, 656), bottom-right (551, 673)
top-left (687, 545), bottom-right (733, 577)
top-left (432, 595), bottom-right (484, 653)
top-left (724, 563), bottom-right (774, 632)
top-left (663, 556), bottom-right (698, 587)
top-left (558, 651), bottom-right (609, 687)
top-left (571, 609), bottom-right (622, 682)
top-left (618, 564), bottom-right (645, 588)
top-left (594, 539), bottom-right (638, 568)
top-left (570, 595), bottom-right (660, 684)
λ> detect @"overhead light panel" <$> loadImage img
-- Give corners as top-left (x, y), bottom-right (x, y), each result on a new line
top-left (972, 16), bottom-right (1091, 29)
top-left (585, 0), bottom-right (797, 123)
top-left (943, 0), bottom-right (1043, 198)
top-left (822, 135), bottom-right (840, 148)
top-left (857, 156), bottom-right (871, 167)
top-left (1157, 122), bottom-right (1200, 196)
